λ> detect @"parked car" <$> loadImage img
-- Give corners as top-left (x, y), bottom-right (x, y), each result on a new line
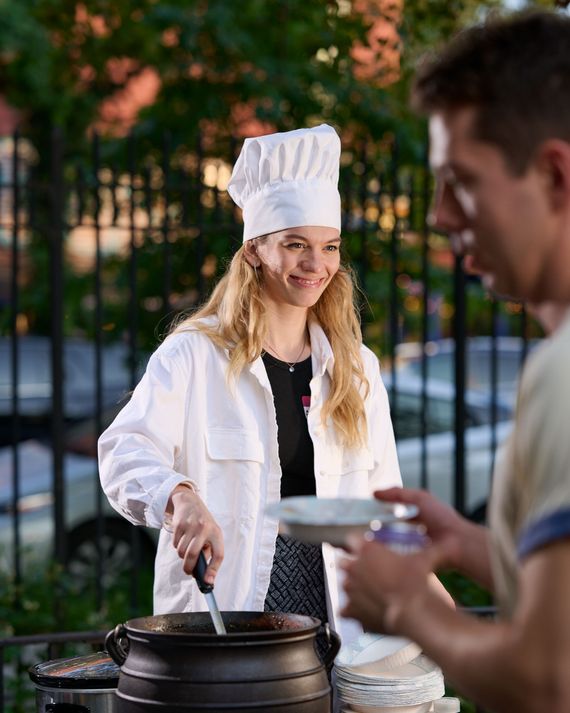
top-left (385, 336), bottom-right (536, 521)
top-left (385, 372), bottom-right (513, 520)
top-left (0, 336), bottom-right (145, 445)
top-left (395, 336), bottom-right (538, 409)
top-left (0, 439), bottom-right (156, 584)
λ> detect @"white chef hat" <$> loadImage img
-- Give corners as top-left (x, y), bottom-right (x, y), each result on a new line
top-left (227, 124), bottom-right (341, 242)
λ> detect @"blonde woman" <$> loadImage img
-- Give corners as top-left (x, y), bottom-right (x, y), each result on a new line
top-left (98, 124), bottom-right (402, 648)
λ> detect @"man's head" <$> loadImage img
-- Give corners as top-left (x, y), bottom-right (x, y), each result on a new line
top-left (413, 11), bottom-right (570, 302)
top-left (412, 11), bottom-right (570, 176)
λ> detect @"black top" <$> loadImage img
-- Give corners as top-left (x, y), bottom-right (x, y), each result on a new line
top-left (262, 352), bottom-right (315, 498)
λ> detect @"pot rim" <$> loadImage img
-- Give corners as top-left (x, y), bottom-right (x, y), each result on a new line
top-left (122, 611), bottom-right (322, 639)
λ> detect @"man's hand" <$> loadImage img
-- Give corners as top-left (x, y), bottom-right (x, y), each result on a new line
top-left (166, 484), bottom-right (224, 584)
top-left (374, 487), bottom-right (492, 587)
top-left (341, 534), bottom-right (453, 634)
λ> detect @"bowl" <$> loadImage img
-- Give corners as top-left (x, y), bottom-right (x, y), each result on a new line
top-left (336, 633), bottom-right (423, 677)
top-left (265, 497), bottom-right (418, 547)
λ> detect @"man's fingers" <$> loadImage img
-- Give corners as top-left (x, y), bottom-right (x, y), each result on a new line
top-left (373, 487), bottom-right (407, 501)
top-left (374, 486), bottom-right (426, 505)
top-left (344, 532), bottom-right (365, 554)
top-left (425, 536), bottom-right (460, 572)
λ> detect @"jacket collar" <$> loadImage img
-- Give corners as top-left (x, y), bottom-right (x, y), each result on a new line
top-left (197, 314), bottom-right (335, 382)
top-left (308, 320), bottom-right (334, 378)
top-left (246, 319), bottom-right (334, 384)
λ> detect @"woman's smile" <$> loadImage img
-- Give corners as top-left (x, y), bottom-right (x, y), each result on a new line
top-left (289, 275), bottom-right (327, 288)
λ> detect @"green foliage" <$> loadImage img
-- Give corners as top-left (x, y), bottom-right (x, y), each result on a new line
top-left (0, 0), bottom-right (529, 348)
top-left (1, 553), bottom-right (153, 713)
top-left (1, 554), bottom-right (154, 637)
top-left (0, 0), bottom-right (516, 154)
top-left (438, 570), bottom-right (493, 608)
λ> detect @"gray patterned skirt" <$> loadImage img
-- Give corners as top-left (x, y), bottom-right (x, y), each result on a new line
top-left (264, 534), bottom-right (330, 665)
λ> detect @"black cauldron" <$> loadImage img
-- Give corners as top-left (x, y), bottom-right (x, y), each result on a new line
top-left (105, 611), bottom-right (340, 712)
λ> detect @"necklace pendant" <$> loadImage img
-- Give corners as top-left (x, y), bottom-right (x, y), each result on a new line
top-left (289, 365), bottom-right (295, 373)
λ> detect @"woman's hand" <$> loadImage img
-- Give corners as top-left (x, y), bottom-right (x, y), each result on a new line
top-left (166, 484), bottom-right (224, 584)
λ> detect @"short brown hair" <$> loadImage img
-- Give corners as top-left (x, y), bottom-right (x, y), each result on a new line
top-left (411, 11), bottom-right (570, 174)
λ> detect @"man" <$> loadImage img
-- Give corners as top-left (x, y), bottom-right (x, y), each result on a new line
top-left (341, 11), bottom-right (570, 713)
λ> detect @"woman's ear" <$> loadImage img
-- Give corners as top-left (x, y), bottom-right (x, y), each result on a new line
top-left (243, 239), bottom-right (261, 268)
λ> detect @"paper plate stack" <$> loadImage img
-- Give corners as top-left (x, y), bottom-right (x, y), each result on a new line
top-left (335, 633), bottom-right (446, 713)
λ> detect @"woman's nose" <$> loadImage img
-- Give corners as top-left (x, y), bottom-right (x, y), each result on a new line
top-left (301, 250), bottom-right (324, 272)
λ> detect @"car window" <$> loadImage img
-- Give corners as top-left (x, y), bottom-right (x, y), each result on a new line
top-left (390, 392), bottom-right (439, 439)
top-left (390, 391), bottom-right (477, 439)
top-left (403, 354), bottom-right (452, 383)
top-left (466, 352), bottom-right (522, 392)
top-left (402, 345), bottom-right (525, 395)
top-left (0, 346), bottom-right (51, 386)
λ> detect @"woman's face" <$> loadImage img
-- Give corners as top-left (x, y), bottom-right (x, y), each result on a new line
top-left (246, 226), bottom-right (341, 311)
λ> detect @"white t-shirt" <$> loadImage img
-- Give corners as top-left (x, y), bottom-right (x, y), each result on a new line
top-left (490, 311), bottom-right (570, 617)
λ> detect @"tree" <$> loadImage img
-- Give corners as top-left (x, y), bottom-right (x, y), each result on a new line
top-left (0, 0), bottom-right (521, 152)
top-left (0, 0), bottom-right (552, 345)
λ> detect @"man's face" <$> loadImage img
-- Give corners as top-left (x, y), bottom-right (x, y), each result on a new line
top-left (428, 107), bottom-right (555, 301)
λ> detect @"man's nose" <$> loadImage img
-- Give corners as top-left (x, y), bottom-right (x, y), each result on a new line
top-left (428, 182), bottom-right (467, 235)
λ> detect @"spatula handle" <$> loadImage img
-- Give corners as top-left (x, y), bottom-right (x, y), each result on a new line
top-left (193, 550), bottom-right (214, 593)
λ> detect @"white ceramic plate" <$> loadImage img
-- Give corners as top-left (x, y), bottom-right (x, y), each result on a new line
top-left (345, 703), bottom-right (433, 713)
top-left (336, 633), bottom-right (423, 676)
top-left (336, 656), bottom-right (445, 707)
top-left (342, 698), bottom-right (458, 713)
top-left (266, 497), bottom-right (419, 547)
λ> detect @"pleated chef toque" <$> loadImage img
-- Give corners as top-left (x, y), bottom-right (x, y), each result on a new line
top-left (227, 124), bottom-right (341, 242)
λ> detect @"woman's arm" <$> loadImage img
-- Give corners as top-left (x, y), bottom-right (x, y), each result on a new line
top-left (98, 337), bottom-right (224, 582)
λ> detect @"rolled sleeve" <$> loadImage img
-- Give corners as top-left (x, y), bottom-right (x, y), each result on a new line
top-left (98, 339), bottom-right (192, 529)
top-left (517, 507), bottom-right (570, 560)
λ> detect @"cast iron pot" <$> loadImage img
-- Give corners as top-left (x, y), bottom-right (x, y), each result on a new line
top-left (105, 611), bottom-right (340, 712)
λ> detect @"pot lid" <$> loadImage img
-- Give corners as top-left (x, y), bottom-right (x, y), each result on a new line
top-left (29, 652), bottom-right (119, 689)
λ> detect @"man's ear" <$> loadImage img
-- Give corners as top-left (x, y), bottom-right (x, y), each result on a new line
top-left (535, 139), bottom-right (570, 213)
top-left (243, 239), bottom-right (261, 268)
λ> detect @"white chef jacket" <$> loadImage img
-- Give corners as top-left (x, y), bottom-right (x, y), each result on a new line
top-left (98, 318), bottom-right (401, 644)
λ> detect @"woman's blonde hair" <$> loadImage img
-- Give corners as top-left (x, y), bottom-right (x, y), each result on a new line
top-left (170, 243), bottom-right (369, 448)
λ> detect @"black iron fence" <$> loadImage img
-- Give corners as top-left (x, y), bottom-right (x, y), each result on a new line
top-left (0, 128), bottom-right (537, 713)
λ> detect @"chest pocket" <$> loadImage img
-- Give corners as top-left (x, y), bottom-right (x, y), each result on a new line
top-left (205, 429), bottom-right (265, 516)
top-left (206, 428), bottom-right (265, 463)
top-left (324, 446), bottom-right (374, 476)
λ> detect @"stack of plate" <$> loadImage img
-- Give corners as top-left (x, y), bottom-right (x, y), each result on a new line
top-left (335, 633), bottom-right (446, 713)
top-left (342, 701), bottom-right (460, 713)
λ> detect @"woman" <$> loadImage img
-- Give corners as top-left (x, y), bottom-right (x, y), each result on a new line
top-left (98, 124), bottom-right (402, 647)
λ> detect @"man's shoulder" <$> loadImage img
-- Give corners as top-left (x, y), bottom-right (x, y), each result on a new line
top-left (523, 319), bottom-right (570, 392)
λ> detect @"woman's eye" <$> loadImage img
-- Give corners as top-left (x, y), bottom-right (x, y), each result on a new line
top-left (286, 242), bottom-right (306, 249)
top-left (325, 245), bottom-right (339, 252)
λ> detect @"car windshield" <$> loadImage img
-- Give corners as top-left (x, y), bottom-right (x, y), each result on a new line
top-left (403, 351), bottom-right (522, 394)
top-left (389, 390), bottom-right (480, 439)
top-left (0, 345), bottom-right (51, 388)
